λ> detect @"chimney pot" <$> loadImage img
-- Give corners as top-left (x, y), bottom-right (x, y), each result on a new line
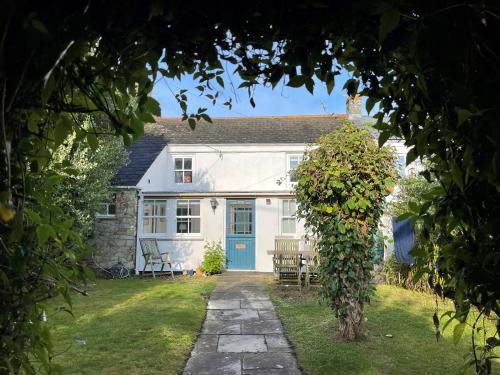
top-left (346, 94), bottom-right (362, 118)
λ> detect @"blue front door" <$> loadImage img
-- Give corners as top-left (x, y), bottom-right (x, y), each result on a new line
top-left (226, 199), bottom-right (256, 270)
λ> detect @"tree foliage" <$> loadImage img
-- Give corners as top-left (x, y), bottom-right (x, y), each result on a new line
top-left (295, 125), bottom-right (396, 339)
top-left (1, 1), bottom-right (499, 372)
top-left (46, 116), bottom-right (128, 238)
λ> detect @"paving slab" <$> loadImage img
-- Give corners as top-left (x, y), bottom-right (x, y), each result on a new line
top-left (258, 310), bottom-right (279, 320)
top-left (240, 299), bottom-right (275, 310)
top-left (218, 334), bottom-right (267, 353)
top-left (184, 272), bottom-right (301, 374)
top-left (207, 309), bottom-right (260, 321)
top-left (210, 291), bottom-right (247, 300)
top-left (242, 320), bottom-right (283, 334)
top-left (265, 335), bottom-right (292, 352)
top-left (183, 352), bottom-right (242, 375)
top-left (192, 334), bottom-right (219, 353)
top-left (202, 320), bottom-right (241, 334)
top-left (243, 353), bottom-right (298, 370)
top-left (242, 369), bottom-right (302, 375)
top-left (208, 299), bottom-right (241, 309)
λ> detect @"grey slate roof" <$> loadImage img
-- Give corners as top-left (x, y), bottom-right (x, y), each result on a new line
top-left (114, 115), bottom-right (349, 186)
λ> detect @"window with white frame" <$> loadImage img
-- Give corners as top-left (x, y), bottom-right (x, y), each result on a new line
top-left (281, 199), bottom-right (297, 234)
top-left (174, 157), bottom-right (193, 183)
top-left (96, 194), bottom-right (116, 217)
top-left (287, 154), bottom-right (304, 183)
top-left (142, 199), bottom-right (167, 233)
top-left (176, 200), bottom-right (201, 234)
top-left (397, 155), bottom-right (406, 177)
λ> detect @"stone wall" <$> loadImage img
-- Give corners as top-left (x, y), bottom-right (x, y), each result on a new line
top-left (90, 188), bottom-right (139, 270)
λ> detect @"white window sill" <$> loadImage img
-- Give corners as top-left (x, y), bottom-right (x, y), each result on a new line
top-left (138, 235), bottom-right (204, 242)
top-left (96, 215), bottom-right (116, 219)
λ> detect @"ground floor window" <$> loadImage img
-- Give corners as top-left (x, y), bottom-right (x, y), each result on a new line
top-left (96, 194), bottom-right (116, 217)
top-left (143, 199), bottom-right (167, 233)
top-left (176, 200), bottom-right (201, 233)
top-left (281, 199), bottom-right (297, 234)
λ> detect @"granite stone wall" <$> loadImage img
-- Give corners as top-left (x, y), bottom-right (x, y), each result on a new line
top-left (90, 188), bottom-right (139, 270)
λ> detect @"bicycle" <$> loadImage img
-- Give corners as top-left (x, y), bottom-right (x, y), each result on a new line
top-left (91, 254), bottom-right (130, 279)
top-left (108, 261), bottom-right (130, 279)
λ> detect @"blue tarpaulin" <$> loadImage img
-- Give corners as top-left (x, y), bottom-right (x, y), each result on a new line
top-left (392, 218), bottom-right (415, 264)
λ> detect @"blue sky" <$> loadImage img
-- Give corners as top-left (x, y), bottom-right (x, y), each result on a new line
top-left (152, 68), bottom-right (366, 118)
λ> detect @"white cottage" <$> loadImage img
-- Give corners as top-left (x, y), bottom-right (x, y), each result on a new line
top-left (92, 98), bottom-right (411, 273)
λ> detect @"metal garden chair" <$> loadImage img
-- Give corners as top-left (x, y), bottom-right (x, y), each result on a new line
top-left (139, 238), bottom-right (174, 279)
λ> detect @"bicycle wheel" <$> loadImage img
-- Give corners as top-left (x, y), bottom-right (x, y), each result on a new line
top-left (119, 266), bottom-right (130, 279)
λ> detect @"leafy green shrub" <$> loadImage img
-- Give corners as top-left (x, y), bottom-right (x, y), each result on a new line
top-left (383, 254), bottom-right (429, 292)
top-left (201, 241), bottom-right (225, 275)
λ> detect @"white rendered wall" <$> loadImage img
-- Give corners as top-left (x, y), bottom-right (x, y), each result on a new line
top-left (137, 144), bottom-right (311, 193)
top-left (135, 195), bottom-right (306, 272)
top-left (134, 141), bottom-right (414, 272)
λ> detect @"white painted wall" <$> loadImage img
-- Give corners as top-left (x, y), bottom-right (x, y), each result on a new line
top-left (137, 144), bottom-right (311, 193)
top-left (134, 141), bottom-right (414, 272)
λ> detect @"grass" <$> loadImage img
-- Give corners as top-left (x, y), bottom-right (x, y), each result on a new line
top-left (48, 276), bottom-right (216, 374)
top-left (270, 284), bottom-right (499, 375)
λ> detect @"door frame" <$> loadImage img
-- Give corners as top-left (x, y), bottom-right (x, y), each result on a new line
top-left (225, 198), bottom-right (256, 270)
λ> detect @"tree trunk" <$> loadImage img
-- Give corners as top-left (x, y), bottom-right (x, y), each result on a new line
top-left (337, 297), bottom-right (364, 340)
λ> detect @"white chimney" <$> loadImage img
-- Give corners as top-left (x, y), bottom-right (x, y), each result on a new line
top-left (346, 94), bottom-right (362, 119)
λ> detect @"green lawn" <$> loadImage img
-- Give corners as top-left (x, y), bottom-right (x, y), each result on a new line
top-left (48, 276), bottom-right (216, 374)
top-left (270, 284), bottom-right (499, 375)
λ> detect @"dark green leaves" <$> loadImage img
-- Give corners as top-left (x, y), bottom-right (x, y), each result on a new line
top-left (287, 75), bottom-right (305, 88)
top-left (379, 8), bottom-right (400, 42)
top-left (365, 97), bottom-right (377, 115)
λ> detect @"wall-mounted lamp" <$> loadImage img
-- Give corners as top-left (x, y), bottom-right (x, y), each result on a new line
top-left (210, 197), bottom-right (219, 211)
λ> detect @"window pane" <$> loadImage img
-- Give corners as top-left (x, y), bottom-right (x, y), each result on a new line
top-left (155, 201), bottom-right (166, 216)
top-left (143, 218), bottom-right (153, 233)
top-left (190, 200), bottom-right (200, 216)
top-left (156, 218), bottom-right (167, 233)
top-left (289, 157), bottom-right (299, 169)
top-left (177, 201), bottom-right (188, 216)
top-left (175, 171), bottom-right (183, 183)
top-left (289, 200), bottom-right (296, 215)
top-left (289, 169), bottom-right (298, 182)
top-left (183, 171), bottom-right (192, 183)
top-left (282, 200), bottom-right (290, 216)
top-left (143, 201), bottom-right (154, 216)
top-left (108, 203), bottom-right (116, 215)
top-left (175, 158), bottom-right (183, 169)
top-left (190, 218), bottom-right (200, 233)
top-left (282, 218), bottom-right (296, 233)
top-left (184, 158), bottom-right (192, 169)
top-left (177, 218), bottom-right (189, 233)
top-left (97, 203), bottom-right (107, 215)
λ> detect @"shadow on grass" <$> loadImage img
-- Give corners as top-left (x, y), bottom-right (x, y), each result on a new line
top-left (48, 277), bottom-right (216, 375)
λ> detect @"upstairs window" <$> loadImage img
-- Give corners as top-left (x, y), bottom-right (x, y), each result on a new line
top-left (143, 199), bottom-right (167, 233)
top-left (174, 157), bottom-right (193, 183)
top-left (281, 199), bottom-right (297, 234)
top-left (176, 200), bottom-right (201, 234)
top-left (96, 194), bottom-right (116, 217)
top-left (287, 154), bottom-right (304, 184)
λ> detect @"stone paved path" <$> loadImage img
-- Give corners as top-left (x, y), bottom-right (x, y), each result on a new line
top-left (183, 272), bottom-right (301, 375)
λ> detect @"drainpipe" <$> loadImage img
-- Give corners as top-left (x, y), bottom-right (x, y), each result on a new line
top-left (134, 190), bottom-right (144, 275)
